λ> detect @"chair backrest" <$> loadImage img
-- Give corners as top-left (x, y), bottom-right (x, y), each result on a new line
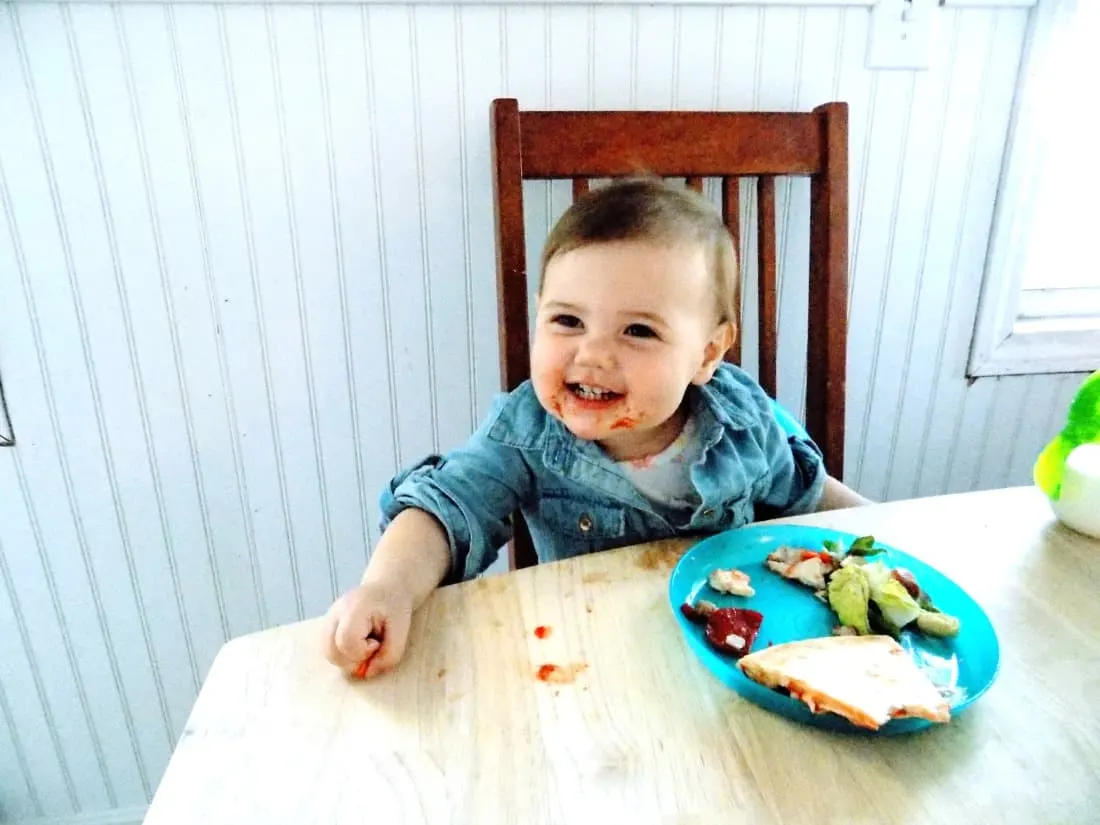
top-left (490, 97), bottom-right (849, 570)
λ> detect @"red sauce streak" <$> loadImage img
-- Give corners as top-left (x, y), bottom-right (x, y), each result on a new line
top-left (610, 417), bottom-right (638, 430)
top-left (535, 663), bottom-right (588, 684)
top-left (536, 664), bottom-right (560, 681)
top-left (534, 625), bottom-right (552, 639)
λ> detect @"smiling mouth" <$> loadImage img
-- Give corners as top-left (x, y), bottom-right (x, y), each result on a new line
top-left (566, 383), bottom-right (623, 403)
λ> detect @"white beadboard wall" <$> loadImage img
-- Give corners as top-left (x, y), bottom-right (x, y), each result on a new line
top-left (0, 1), bottom-right (1082, 822)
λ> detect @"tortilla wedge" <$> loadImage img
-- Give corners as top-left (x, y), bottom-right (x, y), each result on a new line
top-left (737, 635), bottom-right (951, 730)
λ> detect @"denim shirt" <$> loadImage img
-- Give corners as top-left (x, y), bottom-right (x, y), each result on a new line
top-left (380, 363), bottom-right (826, 584)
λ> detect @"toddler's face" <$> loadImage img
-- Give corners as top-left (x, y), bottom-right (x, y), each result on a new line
top-left (531, 240), bottom-right (731, 461)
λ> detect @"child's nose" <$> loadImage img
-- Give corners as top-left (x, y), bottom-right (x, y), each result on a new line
top-left (574, 334), bottom-right (616, 368)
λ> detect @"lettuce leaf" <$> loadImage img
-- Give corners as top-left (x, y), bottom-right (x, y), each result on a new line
top-left (827, 565), bottom-right (872, 635)
top-left (871, 578), bottom-right (923, 630)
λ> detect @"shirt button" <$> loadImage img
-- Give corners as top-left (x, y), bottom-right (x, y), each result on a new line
top-left (578, 514), bottom-right (594, 533)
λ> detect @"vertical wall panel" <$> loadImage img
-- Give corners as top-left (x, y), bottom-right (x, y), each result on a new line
top-left (0, 4), bottom-right (1069, 822)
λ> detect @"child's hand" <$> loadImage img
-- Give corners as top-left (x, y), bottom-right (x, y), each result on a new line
top-left (321, 579), bottom-right (415, 679)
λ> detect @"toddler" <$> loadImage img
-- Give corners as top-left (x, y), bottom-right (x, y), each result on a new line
top-left (322, 177), bottom-right (869, 678)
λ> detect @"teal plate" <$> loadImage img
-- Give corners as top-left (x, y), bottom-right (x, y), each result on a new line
top-left (669, 524), bottom-right (1000, 734)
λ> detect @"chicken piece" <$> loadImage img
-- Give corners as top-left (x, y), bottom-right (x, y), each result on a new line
top-left (680, 598), bottom-right (719, 625)
top-left (765, 545), bottom-right (839, 591)
top-left (707, 568), bottom-right (755, 597)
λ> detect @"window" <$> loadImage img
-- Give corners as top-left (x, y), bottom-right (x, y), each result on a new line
top-left (968, 0), bottom-right (1100, 377)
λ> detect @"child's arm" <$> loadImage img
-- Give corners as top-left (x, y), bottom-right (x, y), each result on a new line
top-left (321, 397), bottom-right (532, 678)
top-left (816, 475), bottom-right (873, 511)
top-left (321, 508), bottom-right (450, 679)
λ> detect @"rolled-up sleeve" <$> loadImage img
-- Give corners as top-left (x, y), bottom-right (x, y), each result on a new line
top-left (379, 428), bottom-right (532, 584)
top-left (757, 399), bottom-right (827, 516)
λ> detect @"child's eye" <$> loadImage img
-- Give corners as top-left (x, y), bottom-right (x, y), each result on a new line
top-left (550, 314), bottom-right (583, 329)
top-left (624, 323), bottom-right (658, 339)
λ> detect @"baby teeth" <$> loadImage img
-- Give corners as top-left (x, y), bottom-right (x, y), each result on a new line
top-left (575, 384), bottom-right (612, 400)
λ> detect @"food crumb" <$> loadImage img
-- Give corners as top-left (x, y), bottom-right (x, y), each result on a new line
top-left (534, 625), bottom-right (552, 639)
top-left (437, 668), bottom-right (447, 679)
top-left (535, 663), bottom-right (588, 684)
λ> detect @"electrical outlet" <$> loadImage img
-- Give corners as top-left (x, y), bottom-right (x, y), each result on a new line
top-left (866, 0), bottom-right (938, 70)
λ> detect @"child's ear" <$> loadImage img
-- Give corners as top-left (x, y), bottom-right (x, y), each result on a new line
top-left (692, 322), bottom-right (736, 385)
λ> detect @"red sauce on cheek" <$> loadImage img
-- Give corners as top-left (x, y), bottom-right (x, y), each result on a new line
top-left (534, 625), bottom-right (551, 639)
top-left (610, 416), bottom-right (638, 430)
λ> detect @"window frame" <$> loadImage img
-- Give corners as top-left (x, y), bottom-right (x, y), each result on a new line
top-left (967, 0), bottom-right (1100, 378)
top-left (0, 377), bottom-right (12, 447)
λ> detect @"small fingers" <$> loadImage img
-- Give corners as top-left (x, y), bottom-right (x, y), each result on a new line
top-left (334, 612), bottom-right (379, 666)
top-left (364, 614), bottom-right (410, 679)
top-left (321, 611), bottom-right (356, 670)
top-left (352, 638), bottom-right (382, 679)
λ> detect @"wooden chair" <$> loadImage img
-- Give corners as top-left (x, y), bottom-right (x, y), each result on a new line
top-left (490, 97), bottom-right (849, 570)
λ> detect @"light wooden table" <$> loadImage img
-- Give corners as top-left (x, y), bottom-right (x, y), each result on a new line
top-left (144, 487), bottom-right (1099, 824)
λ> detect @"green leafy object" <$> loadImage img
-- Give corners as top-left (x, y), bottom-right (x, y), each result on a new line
top-left (847, 545), bottom-right (885, 558)
top-left (861, 560), bottom-right (893, 595)
top-left (822, 539), bottom-right (842, 554)
top-left (871, 578), bottom-right (923, 630)
top-left (827, 565), bottom-right (872, 635)
top-left (1035, 371), bottom-right (1100, 500)
top-left (1063, 370), bottom-right (1100, 445)
top-left (1035, 435), bottom-right (1074, 500)
top-left (846, 535), bottom-right (885, 557)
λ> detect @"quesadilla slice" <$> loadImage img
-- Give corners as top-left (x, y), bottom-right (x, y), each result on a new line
top-left (737, 635), bottom-right (951, 730)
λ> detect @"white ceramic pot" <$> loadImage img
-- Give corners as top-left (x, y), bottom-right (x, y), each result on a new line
top-left (1050, 443), bottom-right (1100, 540)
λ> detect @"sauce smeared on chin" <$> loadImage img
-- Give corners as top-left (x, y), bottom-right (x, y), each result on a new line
top-left (545, 389), bottom-right (650, 442)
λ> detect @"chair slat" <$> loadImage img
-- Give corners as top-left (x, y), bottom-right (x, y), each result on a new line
top-left (572, 177), bottom-right (590, 201)
top-left (721, 176), bottom-right (742, 367)
top-left (807, 102), bottom-right (849, 478)
top-left (686, 176), bottom-right (704, 193)
top-left (721, 176), bottom-right (742, 257)
top-left (491, 99), bottom-right (533, 394)
top-left (757, 176), bottom-right (778, 399)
